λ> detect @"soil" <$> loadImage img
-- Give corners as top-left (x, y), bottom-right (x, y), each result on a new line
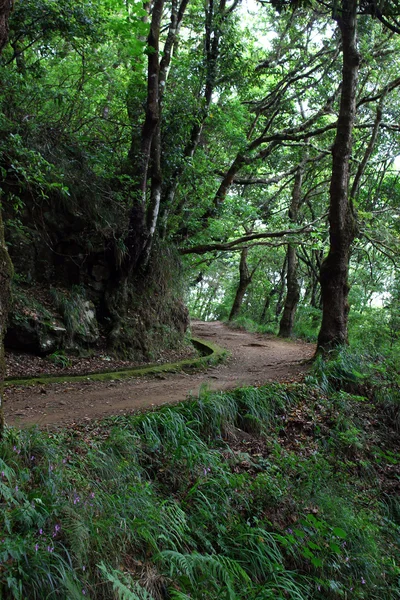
top-left (5, 320), bottom-right (315, 428)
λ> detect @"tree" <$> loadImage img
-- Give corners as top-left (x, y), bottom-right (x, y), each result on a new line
top-left (228, 247), bottom-right (260, 320)
top-left (279, 150), bottom-right (307, 337)
top-left (0, 0), bottom-right (14, 437)
top-left (317, 0), bottom-right (360, 350)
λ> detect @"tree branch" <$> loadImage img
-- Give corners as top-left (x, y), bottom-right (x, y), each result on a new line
top-left (179, 218), bottom-right (325, 255)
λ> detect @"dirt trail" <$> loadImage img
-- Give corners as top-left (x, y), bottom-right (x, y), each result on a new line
top-left (5, 321), bottom-right (315, 428)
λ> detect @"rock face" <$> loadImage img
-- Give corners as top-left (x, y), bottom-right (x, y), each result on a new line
top-left (5, 286), bottom-right (101, 355)
top-left (72, 300), bottom-right (99, 346)
top-left (6, 316), bottom-right (66, 355)
top-left (3, 183), bottom-right (189, 359)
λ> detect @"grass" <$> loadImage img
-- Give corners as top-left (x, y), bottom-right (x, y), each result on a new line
top-left (0, 354), bottom-right (399, 599)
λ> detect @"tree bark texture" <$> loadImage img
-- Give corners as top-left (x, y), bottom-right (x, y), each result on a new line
top-left (0, 0), bottom-right (13, 437)
top-left (0, 0), bottom-right (11, 52)
top-left (0, 211), bottom-right (12, 431)
top-left (317, 0), bottom-right (359, 351)
top-left (126, 0), bottom-right (192, 271)
top-left (124, 0), bottom-right (165, 273)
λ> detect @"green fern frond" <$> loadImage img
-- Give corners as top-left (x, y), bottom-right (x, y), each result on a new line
top-left (98, 562), bottom-right (156, 600)
top-left (159, 550), bottom-right (249, 599)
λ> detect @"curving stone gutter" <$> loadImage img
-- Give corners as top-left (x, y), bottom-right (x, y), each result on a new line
top-left (5, 337), bottom-right (228, 387)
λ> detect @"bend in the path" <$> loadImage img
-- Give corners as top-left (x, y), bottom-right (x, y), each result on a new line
top-left (5, 320), bottom-right (315, 428)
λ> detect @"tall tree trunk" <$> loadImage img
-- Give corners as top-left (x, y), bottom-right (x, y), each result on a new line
top-left (278, 244), bottom-right (300, 337)
top-left (260, 288), bottom-right (277, 323)
top-left (0, 212), bottom-right (12, 435)
top-left (229, 248), bottom-right (251, 321)
top-left (317, 0), bottom-right (359, 351)
top-left (0, 0), bottom-right (14, 438)
top-left (228, 248), bottom-right (259, 321)
top-left (0, 0), bottom-right (11, 52)
top-left (161, 0), bottom-right (226, 232)
top-left (275, 254), bottom-right (288, 320)
top-left (124, 0), bottom-right (165, 274)
top-left (279, 154), bottom-right (306, 337)
top-left (311, 250), bottom-right (323, 309)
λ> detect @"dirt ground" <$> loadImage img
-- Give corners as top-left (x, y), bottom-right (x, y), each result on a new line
top-left (5, 320), bottom-right (315, 428)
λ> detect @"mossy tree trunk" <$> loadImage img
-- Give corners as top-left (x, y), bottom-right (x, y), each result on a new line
top-left (0, 0), bottom-right (14, 437)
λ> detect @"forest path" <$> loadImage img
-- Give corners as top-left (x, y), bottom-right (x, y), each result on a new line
top-left (5, 320), bottom-right (315, 428)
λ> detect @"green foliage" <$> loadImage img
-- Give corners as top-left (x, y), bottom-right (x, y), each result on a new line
top-left (50, 287), bottom-right (88, 338)
top-left (47, 350), bottom-right (71, 368)
top-left (98, 563), bottom-right (156, 600)
top-left (1, 370), bottom-right (399, 598)
top-left (0, 0), bottom-right (400, 595)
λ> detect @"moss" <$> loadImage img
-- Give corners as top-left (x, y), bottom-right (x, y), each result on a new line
top-left (5, 337), bottom-right (229, 387)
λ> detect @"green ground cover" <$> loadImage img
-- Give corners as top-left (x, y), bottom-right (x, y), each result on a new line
top-left (0, 350), bottom-right (399, 599)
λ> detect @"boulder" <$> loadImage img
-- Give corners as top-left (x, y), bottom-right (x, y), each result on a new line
top-left (5, 316), bottom-right (66, 355)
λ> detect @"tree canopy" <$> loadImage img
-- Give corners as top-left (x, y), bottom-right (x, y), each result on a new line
top-left (0, 0), bottom-right (398, 359)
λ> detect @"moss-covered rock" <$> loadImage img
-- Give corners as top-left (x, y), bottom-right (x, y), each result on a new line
top-left (5, 286), bottom-right (66, 355)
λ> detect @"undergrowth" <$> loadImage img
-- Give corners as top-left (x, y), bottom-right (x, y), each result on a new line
top-left (0, 358), bottom-right (399, 599)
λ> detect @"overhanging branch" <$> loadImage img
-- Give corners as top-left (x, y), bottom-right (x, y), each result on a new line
top-left (179, 217), bottom-right (326, 255)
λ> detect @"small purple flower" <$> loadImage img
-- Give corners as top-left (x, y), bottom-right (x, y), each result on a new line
top-left (90, 492), bottom-right (95, 498)
top-left (47, 546), bottom-right (54, 553)
top-left (317, 585), bottom-right (321, 591)
top-left (62, 458), bottom-right (67, 464)
top-left (35, 544), bottom-right (39, 552)
top-left (82, 565), bottom-right (86, 571)
top-left (49, 465), bottom-right (54, 472)
top-left (39, 529), bottom-right (43, 535)
top-left (1, 471), bottom-right (4, 478)
top-left (15, 486), bottom-right (18, 492)
top-left (361, 578), bottom-right (366, 584)
top-left (52, 524), bottom-right (61, 538)
top-left (73, 495), bottom-right (80, 505)
top-left (82, 590), bottom-right (86, 596)
top-left (287, 528), bottom-right (293, 534)
top-left (30, 456), bottom-right (35, 461)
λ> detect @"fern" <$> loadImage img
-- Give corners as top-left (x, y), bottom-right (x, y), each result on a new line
top-left (61, 505), bottom-right (90, 562)
top-left (98, 562), bottom-right (156, 600)
top-left (159, 550), bottom-right (250, 599)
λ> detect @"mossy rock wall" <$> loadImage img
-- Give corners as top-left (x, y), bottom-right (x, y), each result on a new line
top-left (3, 160), bottom-right (189, 359)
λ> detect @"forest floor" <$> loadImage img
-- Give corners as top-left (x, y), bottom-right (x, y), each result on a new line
top-left (5, 320), bottom-right (315, 428)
